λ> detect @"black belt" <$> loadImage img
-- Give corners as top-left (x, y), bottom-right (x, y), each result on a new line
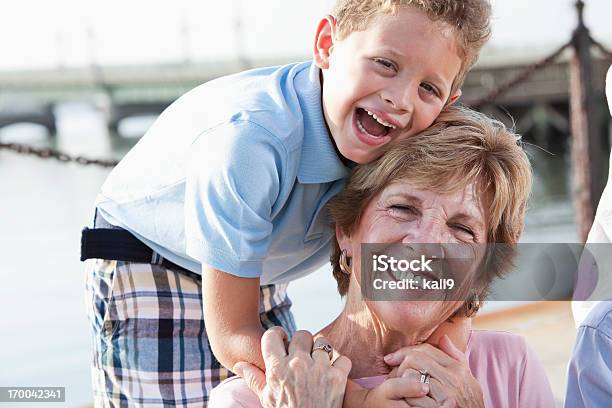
top-left (80, 227), bottom-right (192, 274)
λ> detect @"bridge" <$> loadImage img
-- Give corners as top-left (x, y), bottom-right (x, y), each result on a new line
top-left (0, 50), bottom-right (609, 139)
top-left (0, 58), bottom-right (271, 135)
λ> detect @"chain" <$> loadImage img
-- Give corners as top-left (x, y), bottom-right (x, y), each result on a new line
top-left (0, 142), bottom-right (119, 168)
top-left (471, 41), bottom-right (572, 107)
top-left (591, 37), bottom-right (612, 60)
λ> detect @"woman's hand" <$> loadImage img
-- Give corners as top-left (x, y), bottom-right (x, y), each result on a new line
top-left (234, 327), bottom-right (352, 408)
top-left (383, 335), bottom-right (484, 408)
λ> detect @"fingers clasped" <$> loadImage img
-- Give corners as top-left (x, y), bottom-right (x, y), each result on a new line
top-left (384, 337), bottom-right (484, 408)
top-left (256, 328), bottom-right (351, 408)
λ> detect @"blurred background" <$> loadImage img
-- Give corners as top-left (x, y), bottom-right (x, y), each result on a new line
top-left (0, 0), bottom-right (611, 406)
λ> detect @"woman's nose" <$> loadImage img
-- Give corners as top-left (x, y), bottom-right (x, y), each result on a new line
top-left (402, 242), bottom-right (446, 261)
top-left (403, 220), bottom-right (452, 244)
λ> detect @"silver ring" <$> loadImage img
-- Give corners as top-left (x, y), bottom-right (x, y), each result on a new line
top-left (312, 343), bottom-right (333, 360)
top-left (419, 369), bottom-right (430, 384)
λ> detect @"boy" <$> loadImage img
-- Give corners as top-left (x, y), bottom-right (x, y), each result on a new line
top-left (82, 0), bottom-right (491, 406)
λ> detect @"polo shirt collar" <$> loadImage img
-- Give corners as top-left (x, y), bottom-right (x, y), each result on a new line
top-left (296, 62), bottom-right (350, 184)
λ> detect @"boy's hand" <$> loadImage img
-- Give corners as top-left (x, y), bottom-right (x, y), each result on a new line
top-left (235, 327), bottom-right (352, 408)
top-left (343, 372), bottom-right (443, 408)
top-left (353, 376), bottom-right (449, 408)
top-left (383, 335), bottom-right (484, 408)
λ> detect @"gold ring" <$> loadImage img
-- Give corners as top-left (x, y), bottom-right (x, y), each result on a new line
top-left (312, 343), bottom-right (333, 360)
top-left (419, 369), bottom-right (430, 384)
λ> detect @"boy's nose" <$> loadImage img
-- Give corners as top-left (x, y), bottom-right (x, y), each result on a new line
top-left (382, 85), bottom-right (415, 116)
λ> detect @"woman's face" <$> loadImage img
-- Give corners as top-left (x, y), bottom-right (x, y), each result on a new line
top-left (338, 180), bottom-right (488, 339)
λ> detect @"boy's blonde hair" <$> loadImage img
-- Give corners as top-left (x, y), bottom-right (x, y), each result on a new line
top-left (332, 0), bottom-right (492, 96)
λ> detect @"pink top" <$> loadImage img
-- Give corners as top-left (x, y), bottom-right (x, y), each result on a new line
top-left (209, 330), bottom-right (555, 408)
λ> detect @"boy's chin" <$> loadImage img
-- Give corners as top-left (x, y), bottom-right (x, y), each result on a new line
top-left (339, 147), bottom-right (382, 165)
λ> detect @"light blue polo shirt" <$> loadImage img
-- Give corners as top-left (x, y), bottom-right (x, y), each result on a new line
top-left (96, 61), bottom-right (349, 284)
top-left (565, 301), bottom-right (612, 407)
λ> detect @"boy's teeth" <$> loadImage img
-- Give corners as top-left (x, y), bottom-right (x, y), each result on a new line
top-left (357, 119), bottom-right (368, 135)
top-left (364, 109), bottom-right (396, 129)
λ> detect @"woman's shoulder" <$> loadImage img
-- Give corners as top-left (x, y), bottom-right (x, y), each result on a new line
top-left (467, 329), bottom-right (528, 354)
top-left (467, 329), bottom-right (530, 369)
top-left (466, 330), bottom-right (555, 407)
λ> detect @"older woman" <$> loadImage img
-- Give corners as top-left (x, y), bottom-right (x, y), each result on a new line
top-left (209, 107), bottom-right (555, 408)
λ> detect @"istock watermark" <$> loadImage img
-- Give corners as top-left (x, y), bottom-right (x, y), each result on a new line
top-left (360, 243), bottom-right (612, 302)
top-left (371, 254), bottom-right (455, 290)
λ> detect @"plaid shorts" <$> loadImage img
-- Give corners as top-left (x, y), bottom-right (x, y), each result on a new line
top-left (84, 258), bottom-right (296, 407)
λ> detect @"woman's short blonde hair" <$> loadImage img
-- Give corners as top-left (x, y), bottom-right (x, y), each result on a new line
top-left (332, 0), bottom-right (491, 97)
top-left (328, 106), bottom-right (532, 295)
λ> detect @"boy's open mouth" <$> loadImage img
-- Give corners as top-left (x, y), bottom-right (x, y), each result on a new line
top-left (356, 108), bottom-right (395, 137)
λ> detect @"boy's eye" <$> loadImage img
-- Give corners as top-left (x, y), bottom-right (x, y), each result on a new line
top-left (374, 58), bottom-right (397, 72)
top-left (420, 82), bottom-right (440, 97)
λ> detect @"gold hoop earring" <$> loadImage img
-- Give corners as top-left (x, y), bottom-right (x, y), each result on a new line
top-left (464, 294), bottom-right (481, 317)
top-left (339, 249), bottom-right (352, 275)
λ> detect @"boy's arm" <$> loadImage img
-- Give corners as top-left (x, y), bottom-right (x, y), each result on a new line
top-left (343, 377), bottom-right (433, 408)
top-left (188, 122), bottom-right (286, 372)
top-left (202, 265), bottom-right (266, 371)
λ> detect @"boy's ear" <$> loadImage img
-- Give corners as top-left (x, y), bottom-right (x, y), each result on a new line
top-left (313, 15), bottom-right (337, 70)
top-left (446, 89), bottom-right (462, 107)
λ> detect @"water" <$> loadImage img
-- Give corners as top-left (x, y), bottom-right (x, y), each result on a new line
top-left (0, 103), bottom-right (578, 407)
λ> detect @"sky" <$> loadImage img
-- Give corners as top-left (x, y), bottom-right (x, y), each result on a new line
top-left (1, 0), bottom-right (611, 71)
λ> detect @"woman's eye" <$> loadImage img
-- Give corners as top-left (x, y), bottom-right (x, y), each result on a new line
top-left (453, 224), bottom-right (476, 239)
top-left (374, 58), bottom-right (397, 71)
top-left (420, 82), bottom-right (439, 97)
top-left (389, 205), bottom-right (418, 217)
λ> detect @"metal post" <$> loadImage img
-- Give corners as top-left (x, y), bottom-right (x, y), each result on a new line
top-left (180, 9), bottom-right (192, 65)
top-left (233, 0), bottom-right (250, 70)
top-left (569, 0), bottom-right (605, 241)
